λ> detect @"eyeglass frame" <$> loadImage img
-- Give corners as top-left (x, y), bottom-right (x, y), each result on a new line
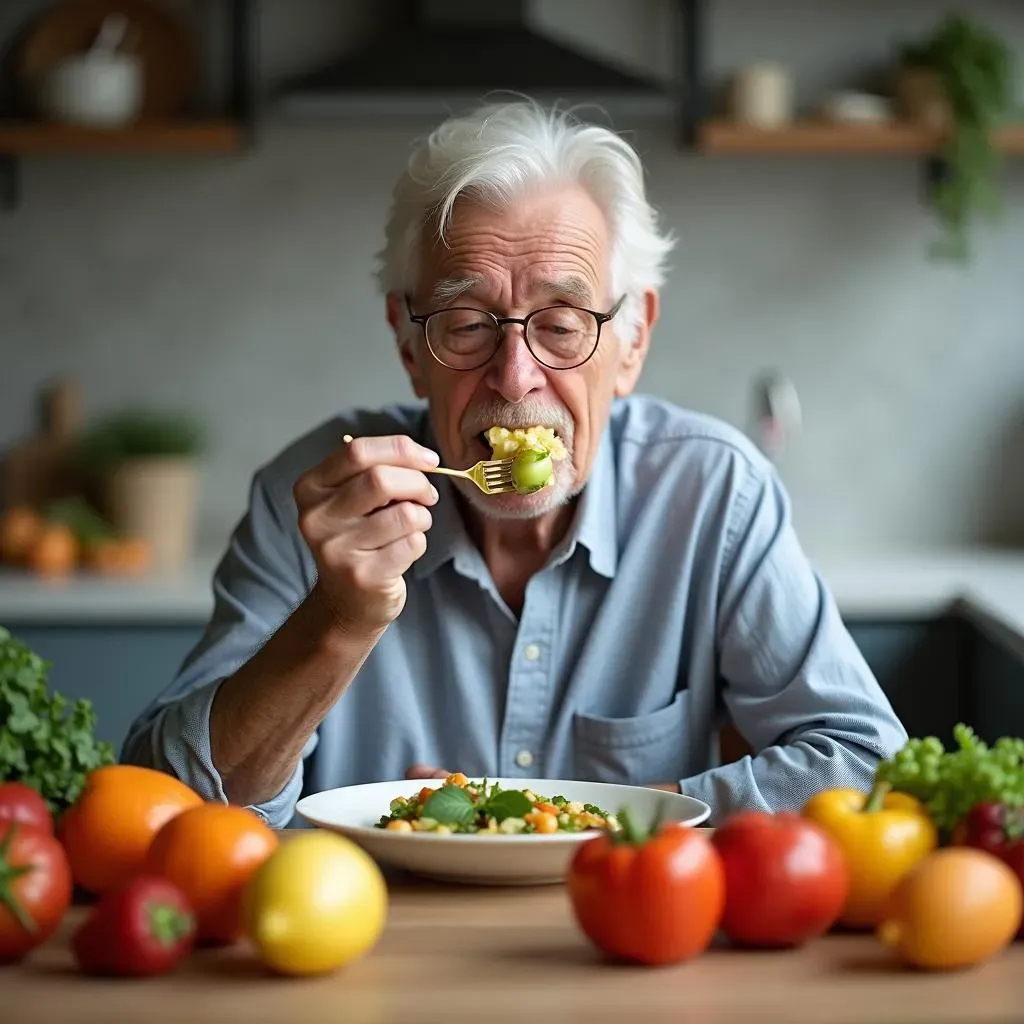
top-left (404, 292), bottom-right (627, 371)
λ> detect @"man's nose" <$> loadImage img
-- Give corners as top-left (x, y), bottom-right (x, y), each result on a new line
top-left (484, 325), bottom-right (547, 402)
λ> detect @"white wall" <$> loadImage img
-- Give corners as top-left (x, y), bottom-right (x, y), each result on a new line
top-left (2, 0), bottom-right (1023, 556)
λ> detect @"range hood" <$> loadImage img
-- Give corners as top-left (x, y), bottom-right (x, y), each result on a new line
top-left (276, 0), bottom-right (672, 119)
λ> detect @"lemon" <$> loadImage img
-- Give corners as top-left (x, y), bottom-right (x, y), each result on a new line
top-left (242, 831), bottom-right (388, 976)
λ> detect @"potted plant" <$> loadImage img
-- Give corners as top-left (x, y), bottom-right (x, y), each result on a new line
top-left (76, 408), bottom-right (206, 572)
top-left (895, 14), bottom-right (1015, 261)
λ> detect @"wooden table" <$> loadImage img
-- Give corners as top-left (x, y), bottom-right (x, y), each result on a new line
top-left (6, 870), bottom-right (1024, 1024)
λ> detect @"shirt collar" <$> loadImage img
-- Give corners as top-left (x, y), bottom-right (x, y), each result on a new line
top-left (411, 410), bottom-right (619, 582)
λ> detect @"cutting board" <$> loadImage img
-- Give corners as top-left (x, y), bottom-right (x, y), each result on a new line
top-left (0, 378), bottom-right (85, 511)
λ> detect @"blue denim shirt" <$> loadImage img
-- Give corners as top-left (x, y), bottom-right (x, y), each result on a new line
top-left (122, 395), bottom-right (907, 827)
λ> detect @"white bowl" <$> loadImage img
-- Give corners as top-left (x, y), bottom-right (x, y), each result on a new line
top-left (39, 52), bottom-right (143, 128)
top-left (296, 777), bottom-right (711, 886)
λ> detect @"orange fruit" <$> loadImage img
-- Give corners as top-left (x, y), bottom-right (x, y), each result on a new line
top-left (28, 522), bottom-right (78, 576)
top-left (86, 537), bottom-right (150, 575)
top-left (145, 804), bottom-right (278, 944)
top-left (58, 765), bottom-right (204, 895)
top-left (0, 506), bottom-right (42, 563)
top-left (878, 848), bottom-right (1023, 970)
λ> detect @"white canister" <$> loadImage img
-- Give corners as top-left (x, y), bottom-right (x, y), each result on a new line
top-left (731, 63), bottom-right (793, 129)
top-left (39, 51), bottom-right (144, 129)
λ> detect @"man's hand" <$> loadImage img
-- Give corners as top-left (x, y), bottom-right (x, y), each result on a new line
top-left (294, 434), bottom-right (440, 635)
top-left (406, 764), bottom-right (450, 780)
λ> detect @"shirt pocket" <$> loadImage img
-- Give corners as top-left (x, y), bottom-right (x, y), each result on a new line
top-left (572, 689), bottom-right (688, 785)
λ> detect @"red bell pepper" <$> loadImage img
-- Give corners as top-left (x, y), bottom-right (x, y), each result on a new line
top-left (72, 875), bottom-right (196, 976)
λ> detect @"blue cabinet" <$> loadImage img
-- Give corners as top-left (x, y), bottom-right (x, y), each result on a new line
top-left (846, 618), bottom-right (964, 744)
top-left (6, 624), bottom-right (203, 753)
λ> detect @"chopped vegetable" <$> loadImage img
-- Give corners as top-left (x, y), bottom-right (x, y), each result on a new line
top-left (874, 724), bottom-right (1024, 835)
top-left (374, 774), bottom-right (617, 835)
top-left (802, 781), bottom-right (938, 928)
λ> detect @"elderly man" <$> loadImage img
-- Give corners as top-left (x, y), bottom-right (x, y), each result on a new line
top-left (123, 100), bottom-right (907, 827)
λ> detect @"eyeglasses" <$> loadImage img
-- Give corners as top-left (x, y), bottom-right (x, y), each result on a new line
top-left (405, 293), bottom-right (626, 371)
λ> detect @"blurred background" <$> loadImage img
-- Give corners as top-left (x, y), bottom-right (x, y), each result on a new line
top-left (1, 0), bottom-right (1023, 755)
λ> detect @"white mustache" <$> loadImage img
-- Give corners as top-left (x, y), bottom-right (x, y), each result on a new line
top-left (463, 401), bottom-right (574, 443)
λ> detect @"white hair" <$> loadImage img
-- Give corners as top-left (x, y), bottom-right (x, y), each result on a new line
top-left (374, 99), bottom-right (676, 342)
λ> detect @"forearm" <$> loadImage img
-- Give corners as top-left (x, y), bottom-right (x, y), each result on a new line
top-left (682, 727), bottom-right (891, 823)
top-left (209, 583), bottom-right (385, 807)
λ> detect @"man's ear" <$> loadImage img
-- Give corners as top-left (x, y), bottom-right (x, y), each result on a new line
top-left (387, 291), bottom-right (428, 398)
top-left (614, 289), bottom-right (659, 398)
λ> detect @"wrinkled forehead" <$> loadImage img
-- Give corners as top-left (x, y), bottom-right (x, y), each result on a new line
top-left (414, 187), bottom-right (612, 310)
top-left (422, 273), bottom-right (598, 309)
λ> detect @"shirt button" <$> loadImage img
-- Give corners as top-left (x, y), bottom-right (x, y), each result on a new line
top-left (523, 643), bottom-right (541, 662)
top-left (515, 749), bottom-right (534, 768)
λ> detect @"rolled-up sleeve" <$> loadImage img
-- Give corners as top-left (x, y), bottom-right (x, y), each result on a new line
top-left (120, 470), bottom-right (317, 827)
top-left (680, 461), bottom-right (908, 819)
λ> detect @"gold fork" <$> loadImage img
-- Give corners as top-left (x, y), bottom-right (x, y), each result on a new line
top-left (342, 434), bottom-right (517, 495)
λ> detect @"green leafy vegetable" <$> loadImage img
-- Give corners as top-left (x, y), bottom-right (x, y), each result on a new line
top-left (0, 627), bottom-right (115, 816)
top-left (874, 723), bottom-right (1024, 834)
top-left (484, 789), bottom-right (533, 822)
top-left (420, 784), bottom-right (475, 826)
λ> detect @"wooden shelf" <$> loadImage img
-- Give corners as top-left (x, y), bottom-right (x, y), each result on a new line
top-left (0, 121), bottom-right (245, 156)
top-left (698, 119), bottom-right (1024, 156)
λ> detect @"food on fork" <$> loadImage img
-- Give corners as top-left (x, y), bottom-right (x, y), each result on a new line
top-left (485, 426), bottom-right (567, 495)
top-left (375, 772), bottom-right (617, 835)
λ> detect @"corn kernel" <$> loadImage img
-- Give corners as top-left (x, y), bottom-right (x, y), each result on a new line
top-left (386, 819), bottom-right (413, 832)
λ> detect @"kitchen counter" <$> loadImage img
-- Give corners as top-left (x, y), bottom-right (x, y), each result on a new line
top-left (2, 548), bottom-right (1024, 636)
top-left (6, 866), bottom-right (1022, 1024)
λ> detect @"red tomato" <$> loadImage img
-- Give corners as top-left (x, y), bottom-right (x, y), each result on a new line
top-left (0, 821), bottom-right (74, 963)
top-left (73, 875), bottom-right (196, 977)
top-left (711, 810), bottom-right (849, 948)
top-left (0, 782), bottom-right (53, 835)
top-left (568, 819), bottom-right (725, 966)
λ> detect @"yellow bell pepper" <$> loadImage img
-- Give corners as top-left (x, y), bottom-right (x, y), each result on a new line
top-left (803, 780), bottom-right (938, 929)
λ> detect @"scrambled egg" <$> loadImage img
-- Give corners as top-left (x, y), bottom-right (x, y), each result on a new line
top-left (485, 426), bottom-right (568, 462)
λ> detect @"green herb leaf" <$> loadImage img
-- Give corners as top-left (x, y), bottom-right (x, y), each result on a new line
top-left (0, 627), bottom-right (115, 816)
top-left (421, 785), bottom-right (475, 826)
top-left (484, 790), bottom-right (533, 823)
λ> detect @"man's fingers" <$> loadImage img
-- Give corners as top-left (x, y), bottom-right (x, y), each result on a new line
top-left (348, 464), bottom-right (438, 517)
top-left (405, 765), bottom-right (450, 780)
top-left (331, 500), bottom-right (433, 553)
top-left (310, 434), bottom-right (439, 492)
top-left (300, 471), bottom-right (437, 544)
